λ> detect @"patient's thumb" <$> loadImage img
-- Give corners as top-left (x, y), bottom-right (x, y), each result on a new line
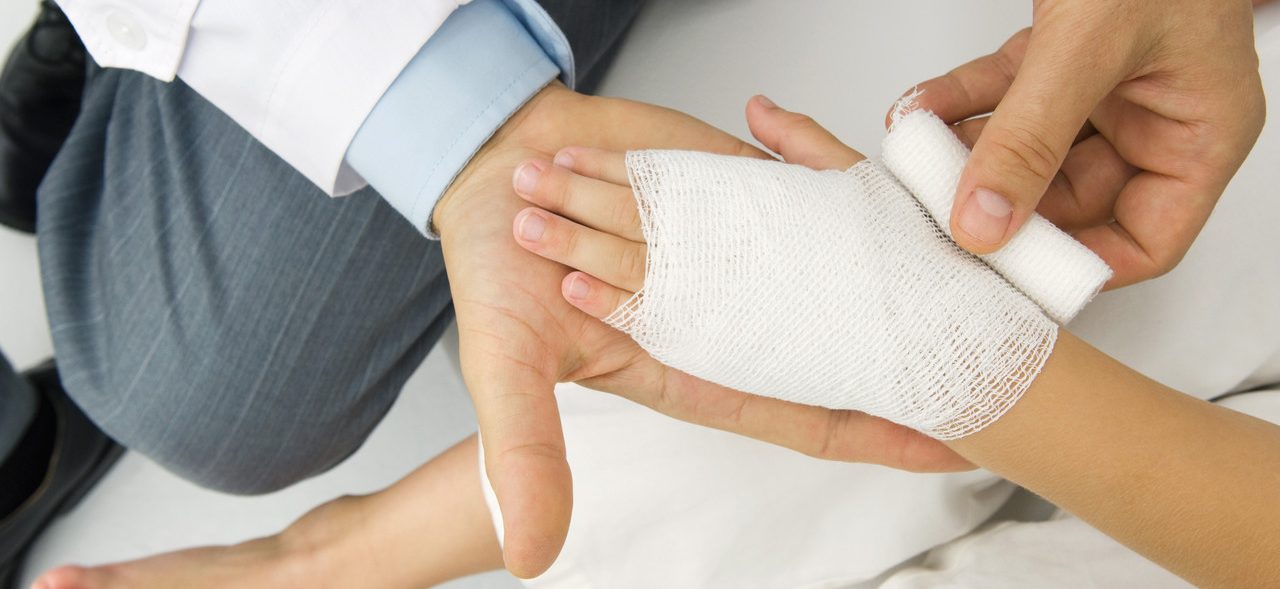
top-left (745, 95), bottom-right (864, 170)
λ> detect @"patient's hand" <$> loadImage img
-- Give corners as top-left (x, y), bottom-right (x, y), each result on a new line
top-left (508, 94), bottom-right (971, 470)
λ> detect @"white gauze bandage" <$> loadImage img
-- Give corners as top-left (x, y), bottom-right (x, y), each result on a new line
top-left (883, 106), bottom-right (1111, 323)
top-left (604, 109), bottom-right (1111, 439)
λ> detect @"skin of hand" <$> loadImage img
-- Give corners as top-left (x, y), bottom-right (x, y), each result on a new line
top-left (429, 82), bottom-right (785, 578)
top-left (899, 0), bottom-right (1265, 288)
top-left (512, 98), bottom-right (1280, 586)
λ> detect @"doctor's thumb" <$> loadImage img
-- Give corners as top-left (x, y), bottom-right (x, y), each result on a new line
top-left (950, 113), bottom-right (1080, 254)
top-left (948, 44), bottom-right (1118, 255)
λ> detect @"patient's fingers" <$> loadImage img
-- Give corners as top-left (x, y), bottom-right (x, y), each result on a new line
top-left (561, 271), bottom-right (634, 320)
top-left (514, 208), bottom-right (647, 293)
top-left (745, 95), bottom-right (865, 171)
top-left (514, 159), bottom-right (644, 242)
top-left (552, 147), bottom-right (631, 187)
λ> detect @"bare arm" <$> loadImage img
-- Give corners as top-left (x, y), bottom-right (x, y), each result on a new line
top-left (951, 331), bottom-right (1280, 587)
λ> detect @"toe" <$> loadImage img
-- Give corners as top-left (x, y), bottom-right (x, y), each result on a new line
top-left (33, 565), bottom-right (84, 589)
top-left (34, 564), bottom-right (114, 589)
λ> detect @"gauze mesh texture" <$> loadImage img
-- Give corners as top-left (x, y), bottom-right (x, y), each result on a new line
top-left (607, 152), bottom-right (1060, 439)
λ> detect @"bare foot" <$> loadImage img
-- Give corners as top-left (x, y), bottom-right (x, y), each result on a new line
top-left (32, 497), bottom-right (367, 589)
top-left (31, 436), bottom-right (501, 589)
top-left (32, 537), bottom-right (295, 589)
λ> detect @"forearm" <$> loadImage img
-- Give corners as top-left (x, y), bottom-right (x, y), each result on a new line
top-left (950, 331), bottom-right (1280, 587)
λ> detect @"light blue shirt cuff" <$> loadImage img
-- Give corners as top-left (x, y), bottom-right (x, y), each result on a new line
top-left (346, 0), bottom-right (573, 237)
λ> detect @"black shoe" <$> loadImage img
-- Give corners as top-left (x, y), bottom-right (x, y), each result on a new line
top-left (0, 362), bottom-right (122, 588)
top-left (0, 1), bottom-right (87, 234)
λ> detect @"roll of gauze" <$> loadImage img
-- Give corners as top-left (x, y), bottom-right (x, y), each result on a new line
top-left (608, 152), bottom-right (1059, 439)
top-left (882, 108), bottom-right (1111, 323)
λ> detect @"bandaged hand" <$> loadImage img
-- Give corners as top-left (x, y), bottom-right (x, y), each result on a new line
top-left (511, 96), bottom-right (1108, 439)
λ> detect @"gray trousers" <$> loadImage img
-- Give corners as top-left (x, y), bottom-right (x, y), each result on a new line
top-left (0, 0), bottom-right (643, 495)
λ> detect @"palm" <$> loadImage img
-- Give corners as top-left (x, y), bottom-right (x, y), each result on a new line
top-left (434, 89), bottom-right (759, 574)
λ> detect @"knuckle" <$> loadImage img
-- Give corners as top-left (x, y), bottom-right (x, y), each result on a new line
top-left (777, 115), bottom-right (819, 154)
top-left (617, 244), bottom-right (647, 285)
top-left (547, 169), bottom-right (573, 207)
top-left (935, 72), bottom-right (973, 109)
top-left (556, 221), bottom-right (581, 256)
top-left (808, 411), bottom-right (849, 461)
top-left (985, 123), bottom-right (1064, 186)
top-left (786, 113), bottom-right (818, 131)
top-left (732, 139), bottom-right (761, 159)
top-left (610, 289), bottom-right (632, 316)
top-left (995, 28), bottom-right (1031, 72)
top-left (611, 198), bottom-right (640, 234)
top-left (497, 440), bottom-right (567, 464)
top-left (1146, 246), bottom-right (1185, 278)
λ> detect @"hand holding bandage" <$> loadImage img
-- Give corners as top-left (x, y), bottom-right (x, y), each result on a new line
top-left (512, 97), bottom-right (1108, 439)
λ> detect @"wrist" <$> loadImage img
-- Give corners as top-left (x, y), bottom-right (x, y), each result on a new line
top-left (943, 330), bottom-right (1184, 483)
top-left (433, 82), bottom-right (585, 237)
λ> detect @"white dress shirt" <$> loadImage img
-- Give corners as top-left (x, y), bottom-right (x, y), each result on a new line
top-left (56, 0), bottom-right (572, 236)
top-left (58, 0), bottom-right (472, 195)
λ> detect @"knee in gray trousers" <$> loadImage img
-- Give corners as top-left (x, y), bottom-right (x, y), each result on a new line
top-left (27, 0), bottom-right (643, 494)
top-left (36, 67), bottom-right (455, 495)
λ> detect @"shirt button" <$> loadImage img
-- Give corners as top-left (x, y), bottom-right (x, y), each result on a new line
top-left (105, 10), bottom-right (147, 51)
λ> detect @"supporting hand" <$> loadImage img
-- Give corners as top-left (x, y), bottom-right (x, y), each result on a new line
top-left (431, 83), bottom-right (768, 577)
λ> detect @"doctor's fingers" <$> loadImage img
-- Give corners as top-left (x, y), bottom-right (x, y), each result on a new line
top-left (514, 155), bottom-right (644, 242)
top-left (953, 117), bottom-right (1138, 233)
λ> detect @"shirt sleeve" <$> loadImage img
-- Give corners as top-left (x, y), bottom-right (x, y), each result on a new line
top-left (172, 0), bottom-right (473, 196)
top-left (344, 0), bottom-right (574, 237)
top-left (57, 0), bottom-right (201, 80)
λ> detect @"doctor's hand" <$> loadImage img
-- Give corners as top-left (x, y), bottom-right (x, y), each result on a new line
top-left (901, 0), bottom-right (1265, 288)
top-left (508, 95), bottom-right (971, 466)
top-left (431, 83), bottom-right (768, 579)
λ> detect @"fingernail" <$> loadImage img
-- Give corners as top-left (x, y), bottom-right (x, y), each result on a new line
top-left (756, 94), bottom-right (777, 109)
top-left (566, 275), bottom-right (590, 300)
top-left (517, 211), bottom-right (546, 242)
top-left (513, 161), bottom-right (545, 195)
top-left (553, 149), bottom-right (575, 169)
top-left (958, 188), bottom-right (1013, 245)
